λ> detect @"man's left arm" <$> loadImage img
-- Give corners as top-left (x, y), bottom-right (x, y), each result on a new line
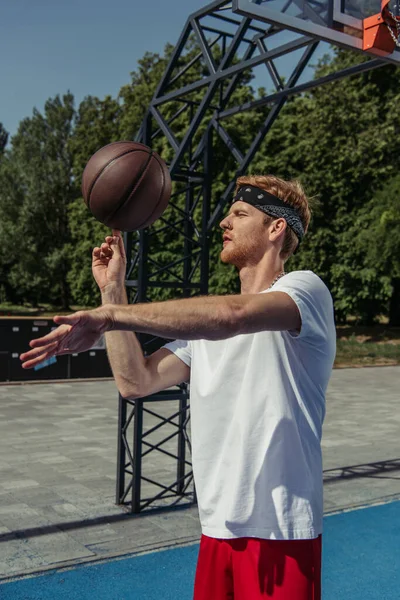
top-left (106, 292), bottom-right (300, 341)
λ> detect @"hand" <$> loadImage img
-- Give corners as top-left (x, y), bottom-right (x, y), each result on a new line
top-left (92, 229), bottom-right (126, 292)
top-left (20, 307), bottom-right (112, 369)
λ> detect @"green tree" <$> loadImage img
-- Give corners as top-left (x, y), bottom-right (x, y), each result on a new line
top-left (3, 41), bottom-right (400, 327)
top-left (248, 48), bottom-right (400, 322)
top-left (67, 197), bottom-right (110, 306)
top-left (119, 49), bottom-right (171, 141)
top-left (70, 95), bottom-right (122, 182)
top-left (332, 174), bottom-right (400, 325)
top-left (0, 123), bottom-right (8, 156)
top-left (0, 94), bottom-right (77, 308)
top-left (67, 94), bottom-right (122, 306)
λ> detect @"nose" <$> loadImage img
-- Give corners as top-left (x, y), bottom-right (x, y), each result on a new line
top-left (220, 215), bottom-right (231, 230)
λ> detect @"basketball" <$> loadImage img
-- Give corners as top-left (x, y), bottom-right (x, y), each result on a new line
top-left (81, 141), bottom-right (171, 231)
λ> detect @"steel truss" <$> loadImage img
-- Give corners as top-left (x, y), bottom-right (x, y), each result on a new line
top-left (117, 0), bottom-right (389, 513)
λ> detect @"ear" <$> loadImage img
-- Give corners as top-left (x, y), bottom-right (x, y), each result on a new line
top-left (269, 218), bottom-right (287, 243)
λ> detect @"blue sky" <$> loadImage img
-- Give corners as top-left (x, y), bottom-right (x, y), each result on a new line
top-left (0, 0), bottom-right (207, 139)
top-left (0, 0), bottom-right (330, 142)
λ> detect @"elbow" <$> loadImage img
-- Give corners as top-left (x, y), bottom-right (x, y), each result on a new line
top-left (118, 378), bottom-right (147, 401)
top-left (118, 361), bottom-right (150, 400)
top-left (119, 386), bottom-right (142, 401)
top-left (118, 383), bottom-right (140, 400)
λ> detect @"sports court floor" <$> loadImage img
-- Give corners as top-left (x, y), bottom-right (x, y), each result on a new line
top-left (1, 500), bottom-right (399, 600)
top-left (0, 366), bottom-right (399, 598)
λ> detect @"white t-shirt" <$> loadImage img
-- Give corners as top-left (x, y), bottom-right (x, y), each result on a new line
top-left (164, 270), bottom-right (336, 540)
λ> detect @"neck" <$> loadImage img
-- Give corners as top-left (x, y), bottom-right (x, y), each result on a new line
top-left (239, 254), bottom-right (285, 294)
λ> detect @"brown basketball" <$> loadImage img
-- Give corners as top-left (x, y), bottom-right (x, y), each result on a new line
top-left (81, 141), bottom-right (171, 231)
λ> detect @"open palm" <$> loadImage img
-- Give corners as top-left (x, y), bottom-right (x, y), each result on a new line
top-left (20, 309), bottom-right (109, 369)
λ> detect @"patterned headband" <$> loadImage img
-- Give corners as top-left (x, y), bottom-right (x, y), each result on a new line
top-left (232, 185), bottom-right (305, 244)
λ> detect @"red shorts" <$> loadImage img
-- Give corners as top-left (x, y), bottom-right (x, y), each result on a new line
top-left (193, 534), bottom-right (321, 600)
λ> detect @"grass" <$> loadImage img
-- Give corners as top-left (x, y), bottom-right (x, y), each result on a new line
top-left (335, 326), bottom-right (400, 368)
top-left (1, 304), bottom-right (400, 369)
top-left (335, 337), bottom-right (400, 367)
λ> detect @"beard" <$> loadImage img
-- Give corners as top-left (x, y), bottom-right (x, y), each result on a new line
top-left (220, 239), bottom-right (258, 269)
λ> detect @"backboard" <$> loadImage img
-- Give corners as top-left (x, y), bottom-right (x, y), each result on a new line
top-left (233, 0), bottom-right (400, 64)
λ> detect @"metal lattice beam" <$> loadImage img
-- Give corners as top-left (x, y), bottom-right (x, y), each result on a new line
top-left (116, 0), bottom-right (390, 513)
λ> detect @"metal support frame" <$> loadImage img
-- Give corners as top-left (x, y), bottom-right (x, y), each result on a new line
top-left (117, 386), bottom-right (193, 512)
top-left (116, 0), bottom-right (391, 513)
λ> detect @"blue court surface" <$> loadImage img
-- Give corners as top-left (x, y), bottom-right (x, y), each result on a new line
top-left (1, 500), bottom-right (399, 600)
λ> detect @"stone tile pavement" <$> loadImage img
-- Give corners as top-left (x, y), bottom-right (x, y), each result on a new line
top-left (0, 367), bottom-right (399, 579)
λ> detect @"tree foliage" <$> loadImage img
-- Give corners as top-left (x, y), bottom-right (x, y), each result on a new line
top-left (67, 95), bottom-right (122, 305)
top-left (0, 44), bottom-right (399, 325)
top-left (0, 123), bottom-right (8, 156)
top-left (250, 49), bottom-right (400, 323)
top-left (0, 94), bottom-right (77, 308)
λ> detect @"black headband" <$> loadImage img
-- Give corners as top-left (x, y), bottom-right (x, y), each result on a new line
top-left (232, 185), bottom-right (305, 244)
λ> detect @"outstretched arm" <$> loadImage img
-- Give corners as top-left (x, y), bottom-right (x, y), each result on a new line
top-left (107, 291), bottom-right (300, 340)
top-left (20, 291), bottom-right (300, 370)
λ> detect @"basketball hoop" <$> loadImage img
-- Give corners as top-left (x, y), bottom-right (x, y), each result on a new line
top-left (384, 0), bottom-right (400, 47)
top-left (363, 0), bottom-right (400, 54)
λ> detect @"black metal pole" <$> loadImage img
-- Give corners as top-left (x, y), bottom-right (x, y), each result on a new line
top-left (201, 125), bottom-right (212, 294)
top-left (131, 398), bottom-right (143, 513)
top-left (176, 122), bottom-right (195, 493)
top-left (116, 393), bottom-right (127, 504)
top-left (177, 388), bottom-right (188, 495)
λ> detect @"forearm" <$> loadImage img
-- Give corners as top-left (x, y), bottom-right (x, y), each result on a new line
top-left (106, 295), bottom-right (243, 341)
top-left (101, 285), bottom-right (147, 398)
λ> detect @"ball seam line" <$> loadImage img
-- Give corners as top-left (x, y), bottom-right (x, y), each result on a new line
top-left (87, 148), bottom-right (152, 210)
top-left (103, 150), bottom-right (155, 228)
top-left (134, 152), bottom-right (168, 230)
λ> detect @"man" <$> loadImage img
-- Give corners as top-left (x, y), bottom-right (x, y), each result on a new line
top-left (21, 174), bottom-right (336, 599)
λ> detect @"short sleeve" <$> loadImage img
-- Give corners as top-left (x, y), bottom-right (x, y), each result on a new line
top-left (272, 270), bottom-right (335, 342)
top-left (163, 339), bottom-right (192, 367)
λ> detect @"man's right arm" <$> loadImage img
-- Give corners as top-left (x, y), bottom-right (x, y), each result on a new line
top-left (101, 284), bottom-right (190, 399)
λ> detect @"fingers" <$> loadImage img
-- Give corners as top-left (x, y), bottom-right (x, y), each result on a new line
top-left (111, 230), bottom-right (126, 260)
top-left (20, 321), bottom-right (76, 369)
top-left (101, 242), bottom-right (113, 259)
top-left (20, 343), bottom-right (57, 369)
top-left (92, 244), bottom-right (112, 261)
top-left (53, 313), bottom-right (82, 327)
top-left (27, 326), bottom-right (67, 348)
top-left (93, 246), bottom-right (106, 260)
top-left (93, 230), bottom-right (126, 261)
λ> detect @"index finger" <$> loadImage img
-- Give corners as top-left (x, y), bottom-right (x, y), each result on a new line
top-left (28, 325), bottom-right (67, 348)
top-left (20, 343), bottom-right (57, 368)
top-left (112, 230), bottom-right (126, 258)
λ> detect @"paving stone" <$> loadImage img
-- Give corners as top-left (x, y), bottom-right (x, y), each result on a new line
top-left (0, 506), bottom-right (55, 532)
top-left (38, 456), bottom-right (75, 465)
top-left (66, 524), bottom-right (124, 546)
top-left (0, 535), bottom-right (94, 575)
top-left (22, 531), bottom-right (95, 565)
top-left (0, 368), bottom-right (399, 578)
top-left (9, 487), bottom-right (65, 507)
top-left (86, 522), bottom-right (180, 556)
top-left (0, 480), bottom-right (40, 491)
top-left (0, 492), bottom-right (19, 509)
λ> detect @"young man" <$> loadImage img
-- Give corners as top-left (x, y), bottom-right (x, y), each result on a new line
top-left (21, 175), bottom-right (336, 600)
